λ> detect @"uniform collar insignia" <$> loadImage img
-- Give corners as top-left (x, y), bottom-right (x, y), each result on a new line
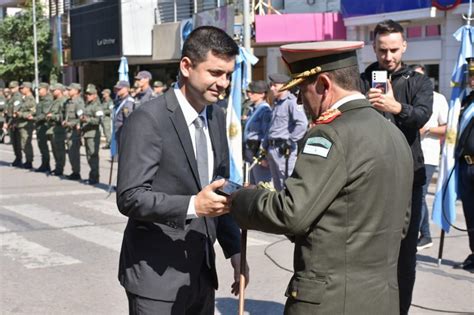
top-left (314, 108), bottom-right (341, 125)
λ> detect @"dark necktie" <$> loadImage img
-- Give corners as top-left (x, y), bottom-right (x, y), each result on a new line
top-left (194, 116), bottom-right (209, 187)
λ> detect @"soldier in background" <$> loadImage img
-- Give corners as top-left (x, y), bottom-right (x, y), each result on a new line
top-left (152, 80), bottom-right (166, 97)
top-left (35, 83), bottom-right (53, 172)
top-left (112, 80), bottom-right (134, 151)
top-left (100, 88), bottom-right (113, 149)
top-left (48, 83), bottom-right (68, 176)
top-left (134, 70), bottom-right (154, 107)
top-left (17, 82), bottom-right (36, 169)
top-left (81, 84), bottom-right (103, 185)
top-left (6, 81), bottom-right (23, 166)
top-left (0, 88), bottom-right (5, 143)
top-left (63, 83), bottom-right (84, 181)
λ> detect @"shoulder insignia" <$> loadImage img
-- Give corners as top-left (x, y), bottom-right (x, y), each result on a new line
top-left (303, 136), bottom-right (333, 158)
top-left (296, 104), bottom-right (304, 112)
top-left (315, 108), bottom-right (341, 125)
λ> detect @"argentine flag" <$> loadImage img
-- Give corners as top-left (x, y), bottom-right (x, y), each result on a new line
top-left (432, 25), bottom-right (473, 232)
top-left (226, 47), bottom-right (259, 184)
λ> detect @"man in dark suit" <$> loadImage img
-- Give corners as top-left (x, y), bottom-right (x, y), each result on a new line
top-left (116, 26), bottom-right (247, 314)
top-left (230, 41), bottom-right (413, 314)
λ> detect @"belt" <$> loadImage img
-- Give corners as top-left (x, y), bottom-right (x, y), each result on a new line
top-left (268, 138), bottom-right (287, 146)
top-left (464, 155), bottom-right (474, 165)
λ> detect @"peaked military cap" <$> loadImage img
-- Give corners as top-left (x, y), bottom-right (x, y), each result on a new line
top-left (21, 82), bottom-right (32, 89)
top-left (86, 84), bottom-right (97, 94)
top-left (9, 81), bottom-right (19, 88)
top-left (279, 41), bottom-right (364, 91)
top-left (68, 83), bottom-right (82, 91)
top-left (114, 80), bottom-right (130, 89)
top-left (268, 73), bottom-right (291, 84)
top-left (135, 70), bottom-right (152, 80)
top-left (467, 57), bottom-right (474, 76)
top-left (247, 80), bottom-right (269, 93)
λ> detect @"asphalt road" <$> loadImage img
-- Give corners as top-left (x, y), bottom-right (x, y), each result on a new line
top-left (0, 141), bottom-right (473, 314)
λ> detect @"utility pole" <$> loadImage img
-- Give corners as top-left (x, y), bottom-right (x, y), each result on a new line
top-left (32, 0), bottom-right (40, 103)
top-left (243, 0), bottom-right (252, 82)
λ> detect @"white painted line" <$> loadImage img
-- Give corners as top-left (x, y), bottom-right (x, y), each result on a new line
top-left (0, 189), bottom-right (105, 200)
top-left (3, 204), bottom-right (122, 252)
top-left (1, 226), bottom-right (81, 269)
top-left (75, 200), bottom-right (123, 218)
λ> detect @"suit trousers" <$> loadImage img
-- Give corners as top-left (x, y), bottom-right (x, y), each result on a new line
top-left (459, 160), bottom-right (474, 253)
top-left (126, 267), bottom-right (215, 315)
top-left (398, 184), bottom-right (422, 315)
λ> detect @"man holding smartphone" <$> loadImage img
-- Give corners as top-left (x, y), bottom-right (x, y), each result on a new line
top-left (359, 19), bottom-right (433, 315)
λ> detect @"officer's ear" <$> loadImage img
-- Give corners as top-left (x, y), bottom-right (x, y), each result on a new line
top-left (315, 74), bottom-right (331, 96)
top-left (180, 57), bottom-right (193, 79)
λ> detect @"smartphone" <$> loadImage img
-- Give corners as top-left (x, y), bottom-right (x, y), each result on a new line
top-left (214, 176), bottom-right (243, 196)
top-left (372, 71), bottom-right (388, 94)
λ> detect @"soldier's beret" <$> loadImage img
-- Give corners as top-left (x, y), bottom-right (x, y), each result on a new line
top-left (39, 82), bottom-right (49, 89)
top-left (20, 82), bottom-right (32, 89)
top-left (86, 84), bottom-right (98, 94)
top-left (278, 40), bottom-right (364, 91)
top-left (102, 88), bottom-right (111, 95)
top-left (135, 70), bottom-right (152, 80)
top-left (247, 80), bottom-right (269, 93)
top-left (68, 83), bottom-right (82, 91)
top-left (9, 81), bottom-right (19, 88)
top-left (268, 73), bottom-right (291, 84)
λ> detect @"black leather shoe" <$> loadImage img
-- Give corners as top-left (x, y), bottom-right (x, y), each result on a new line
top-left (23, 162), bottom-right (33, 169)
top-left (453, 254), bottom-right (474, 271)
top-left (66, 173), bottom-right (82, 180)
top-left (35, 165), bottom-right (51, 173)
top-left (11, 159), bottom-right (22, 167)
top-left (50, 169), bottom-right (63, 176)
top-left (86, 179), bottom-right (99, 185)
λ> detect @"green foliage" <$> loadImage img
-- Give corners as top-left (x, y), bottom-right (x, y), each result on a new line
top-left (0, 0), bottom-right (54, 83)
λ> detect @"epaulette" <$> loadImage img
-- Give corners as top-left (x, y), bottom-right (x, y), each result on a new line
top-left (315, 108), bottom-right (341, 125)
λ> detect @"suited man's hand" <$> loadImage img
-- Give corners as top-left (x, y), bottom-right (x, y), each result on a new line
top-left (195, 179), bottom-right (230, 217)
top-left (230, 253), bottom-right (249, 296)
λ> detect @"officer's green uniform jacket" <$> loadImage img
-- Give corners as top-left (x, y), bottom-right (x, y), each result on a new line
top-left (64, 96), bottom-right (85, 131)
top-left (231, 99), bottom-right (414, 315)
top-left (7, 92), bottom-right (23, 126)
top-left (0, 95), bottom-right (6, 123)
top-left (46, 96), bottom-right (67, 135)
top-left (16, 95), bottom-right (36, 128)
top-left (36, 94), bottom-right (54, 127)
top-left (82, 99), bottom-right (102, 138)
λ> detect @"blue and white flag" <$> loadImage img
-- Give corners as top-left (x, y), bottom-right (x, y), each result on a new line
top-left (432, 24), bottom-right (473, 232)
top-left (226, 47), bottom-right (259, 184)
top-left (111, 56), bottom-right (130, 157)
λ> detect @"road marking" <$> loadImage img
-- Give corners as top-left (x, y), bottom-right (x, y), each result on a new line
top-left (75, 200), bottom-right (123, 218)
top-left (1, 225), bottom-right (81, 269)
top-left (0, 189), bottom-right (105, 200)
top-left (3, 204), bottom-right (122, 252)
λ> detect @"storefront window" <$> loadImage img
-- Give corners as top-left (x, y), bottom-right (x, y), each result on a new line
top-left (407, 26), bottom-right (422, 39)
top-left (426, 24), bottom-right (441, 37)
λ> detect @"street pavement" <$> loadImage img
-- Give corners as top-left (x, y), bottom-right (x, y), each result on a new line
top-left (0, 140), bottom-right (473, 314)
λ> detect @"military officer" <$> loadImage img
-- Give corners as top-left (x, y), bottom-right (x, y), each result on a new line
top-left (63, 83), bottom-right (84, 180)
top-left (81, 84), bottom-right (103, 185)
top-left (47, 83), bottom-right (68, 176)
top-left (100, 88), bottom-right (113, 149)
top-left (133, 70), bottom-right (154, 107)
top-left (152, 80), bottom-right (166, 97)
top-left (35, 82), bottom-right (53, 172)
top-left (112, 80), bottom-right (134, 151)
top-left (0, 88), bottom-right (6, 143)
top-left (453, 57), bottom-right (474, 272)
top-left (17, 82), bottom-right (36, 169)
top-left (230, 41), bottom-right (414, 315)
top-left (7, 81), bottom-right (23, 166)
top-left (263, 73), bottom-right (308, 191)
top-left (243, 80), bottom-right (272, 184)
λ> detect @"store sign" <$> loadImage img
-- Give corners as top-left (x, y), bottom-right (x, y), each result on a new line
top-left (97, 39), bottom-right (117, 47)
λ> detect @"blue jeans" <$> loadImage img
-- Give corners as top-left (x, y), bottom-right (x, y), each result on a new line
top-left (419, 164), bottom-right (436, 239)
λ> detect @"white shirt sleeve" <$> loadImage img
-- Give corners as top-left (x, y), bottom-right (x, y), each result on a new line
top-left (186, 195), bottom-right (198, 219)
top-left (437, 93), bottom-right (449, 125)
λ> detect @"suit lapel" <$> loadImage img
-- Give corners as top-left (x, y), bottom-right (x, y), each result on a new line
top-left (166, 90), bottom-right (201, 188)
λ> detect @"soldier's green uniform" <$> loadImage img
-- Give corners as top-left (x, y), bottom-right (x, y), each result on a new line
top-left (230, 42), bottom-right (414, 315)
top-left (82, 85), bottom-right (103, 183)
top-left (35, 85), bottom-right (54, 171)
top-left (64, 84), bottom-right (84, 178)
top-left (0, 93), bottom-right (5, 143)
top-left (16, 82), bottom-right (36, 168)
top-left (47, 84), bottom-right (67, 175)
top-left (101, 95), bottom-right (113, 147)
top-left (7, 83), bottom-right (23, 165)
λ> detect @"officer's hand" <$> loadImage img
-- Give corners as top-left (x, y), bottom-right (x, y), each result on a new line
top-left (194, 179), bottom-right (229, 217)
top-left (230, 253), bottom-right (249, 296)
top-left (368, 80), bottom-right (402, 114)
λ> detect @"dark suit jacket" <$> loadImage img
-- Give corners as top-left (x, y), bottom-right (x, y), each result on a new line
top-left (232, 100), bottom-right (413, 315)
top-left (116, 89), bottom-right (241, 301)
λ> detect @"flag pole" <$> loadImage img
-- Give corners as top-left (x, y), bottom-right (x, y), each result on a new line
top-left (437, 230), bottom-right (445, 266)
top-left (239, 161), bottom-right (250, 315)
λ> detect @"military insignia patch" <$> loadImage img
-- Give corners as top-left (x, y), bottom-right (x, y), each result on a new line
top-left (315, 108), bottom-right (341, 125)
top-left (296, 105), bottom-right (304, 112)
top-left (303, 136), bottom-right (332, 158)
